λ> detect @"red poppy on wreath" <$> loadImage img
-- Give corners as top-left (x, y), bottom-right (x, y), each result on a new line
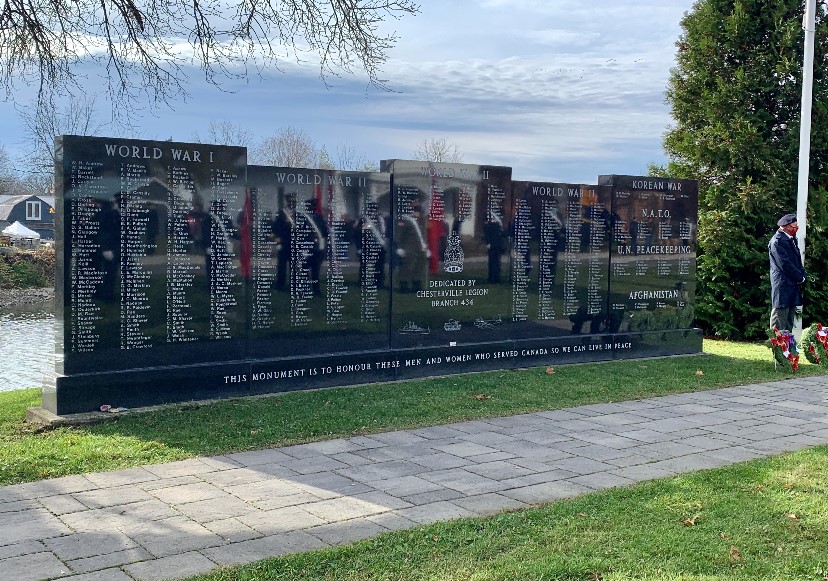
top-left (768, 327), bottom-right (799, 372)
top-left (801, 323), bottom-right (828, 366)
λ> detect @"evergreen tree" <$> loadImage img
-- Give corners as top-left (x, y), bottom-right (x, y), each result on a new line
top-left (664, 0), bottom-right (828, 339)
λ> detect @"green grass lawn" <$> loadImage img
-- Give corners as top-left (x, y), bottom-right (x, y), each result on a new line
top-left (3, 339), bottom-right (828, 580)
top-left (0, 339), bottom-right (823, 486)
top-left (184, 446), bottom-right (828, 581)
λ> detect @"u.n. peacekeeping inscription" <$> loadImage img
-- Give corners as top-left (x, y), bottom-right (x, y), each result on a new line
top-left (43, 136), bottom-right (700, 415)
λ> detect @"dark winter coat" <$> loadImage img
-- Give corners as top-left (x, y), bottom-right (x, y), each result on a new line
top-left (768, 230), bottom-right (806, 308)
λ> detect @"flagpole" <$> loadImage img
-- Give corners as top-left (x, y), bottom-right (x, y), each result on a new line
top-left (795, 0), bottom-right (816, 339)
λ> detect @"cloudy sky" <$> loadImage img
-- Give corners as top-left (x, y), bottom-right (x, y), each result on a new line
top-left (0, 0), bottom-right (695, 184)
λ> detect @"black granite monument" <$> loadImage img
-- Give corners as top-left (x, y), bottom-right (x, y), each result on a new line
top-left (42, 136), bottom-right (701, 415)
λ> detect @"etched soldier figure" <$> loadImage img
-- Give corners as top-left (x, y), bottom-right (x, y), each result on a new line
top-left (483, 210), bottom-right (506, 283)
top-left (272, 195), bottom-right (295, 291)
top-left (94, 198), bottom-right (120, 301)
top-left (355, 201), bottom-right (389, 289)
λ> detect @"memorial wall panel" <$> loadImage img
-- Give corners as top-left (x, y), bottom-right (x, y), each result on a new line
top-left (380, 160), bottom-right (513, 350)
top-left (511, 181), bottom-right (612, 339)
top-left (599, 175), bottom-right (698, 334)
top-left (246, 166), bottom-right (391, 358)
top-left (54, 136), bottom-right (247, 375)
top-left (43, 134), bottom-right (701, 415)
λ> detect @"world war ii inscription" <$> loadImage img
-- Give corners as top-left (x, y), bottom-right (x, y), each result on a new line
top-left (246, 165), bottom-right (391, 358)
top-left (511, 181), bottom-right (613, 337)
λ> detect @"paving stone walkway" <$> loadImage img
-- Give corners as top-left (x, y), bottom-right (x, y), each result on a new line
top-left (3, 376), bottom-right (828, 581)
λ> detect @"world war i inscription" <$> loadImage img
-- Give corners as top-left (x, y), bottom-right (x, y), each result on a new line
top-left (47, 136), bottom-right (249, 413)
top-left (43, 135), bottom-right (700, 415)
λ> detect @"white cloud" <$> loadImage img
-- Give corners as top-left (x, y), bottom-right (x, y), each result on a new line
top-left (0, 0), bottom-right (695, 184)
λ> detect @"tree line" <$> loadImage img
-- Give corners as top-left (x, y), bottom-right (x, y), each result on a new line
top-left (661, 0), bottom-right (828, 339)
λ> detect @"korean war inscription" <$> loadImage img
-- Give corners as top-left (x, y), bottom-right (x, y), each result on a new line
top-left (44, 136), bottom-right (700, 415)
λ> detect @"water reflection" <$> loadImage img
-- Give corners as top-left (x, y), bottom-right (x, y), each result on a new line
top-left (0, 303), bottom-right (55, 392)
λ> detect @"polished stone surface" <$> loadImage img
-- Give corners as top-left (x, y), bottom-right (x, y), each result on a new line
top-left (55, 136), bottom-right (248, 375)
top-left (511, 181), bottom-right (612, 338)
top-left (47, 139), bottom-right (701, 415)
top-left (246, 166), bottom-right (391, 357)
top-left (381, 160), bottom-right (514, 351)
top-left (599, 175), bottom-right (698, 333)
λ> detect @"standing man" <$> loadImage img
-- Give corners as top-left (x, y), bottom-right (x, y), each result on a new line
top-left (769, 213), bottom-right (806, 332)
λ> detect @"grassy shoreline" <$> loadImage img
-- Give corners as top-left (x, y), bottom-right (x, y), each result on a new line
top-left (1, 339), bottom-right (824, 487)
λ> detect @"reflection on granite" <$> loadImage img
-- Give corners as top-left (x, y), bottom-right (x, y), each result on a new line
top-left (47, 135), bottom-right (700, 415)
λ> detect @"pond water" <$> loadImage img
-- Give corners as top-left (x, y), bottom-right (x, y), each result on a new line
top-left (0, 303), bottom-right (55, 392)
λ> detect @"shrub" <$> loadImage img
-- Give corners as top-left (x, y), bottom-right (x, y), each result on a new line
top-left (0, 247), bottom-right (56, 289)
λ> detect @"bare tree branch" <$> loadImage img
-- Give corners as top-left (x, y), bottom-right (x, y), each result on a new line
top-left (17, 95), bottom-right (108, 181)
top-left (334, 142), bottom-right (376, 171)
top-left (192, 119), bottom-right (255, 147)
top-left (0, 0), bottom-right (420, 109)
top-left (251, 125), bottom-right (318, 167)
top-left (413, 137), bottom-right (463, 163)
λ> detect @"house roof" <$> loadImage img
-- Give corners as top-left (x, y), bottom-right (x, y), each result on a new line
top-left (0, 194), bottom-right (55, 221)
top-left (0, 195), bottom-right (30, 221)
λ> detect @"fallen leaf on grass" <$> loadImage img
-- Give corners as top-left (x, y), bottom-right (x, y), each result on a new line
top-left (474, 394), bottom-right (491, 401)
top-left (591, 573), bottom-right (603, 581)
top-left (695, 369), bottom-right (704, 376)
top-left (729, 546), bottom-right (742, 561)
top-left (545, 366), bottom-right (555, 374)
top-left (786, 513), bottom-right (799, 521)
top-left (720, 532), bottom-right (731, 540)
top-left (682, 514), bottom-right (701, 526)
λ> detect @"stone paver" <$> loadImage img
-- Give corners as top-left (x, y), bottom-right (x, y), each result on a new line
top-left (200, 532), bottom-right (328, 566)
top-left (63, 569), bottom-right (135, 581)
top-left (66, 546), bottom-right (154, 574)
top-left (43, 531), bottom-right (139, 561)
top-left (3, 376), bottom-right (828, 580)
top-left (122, 552), bottom-right (218, 581)
top-left (0, 551), bottom-right (71, 581)
top-left (0, 508), bottom-right (72, 545)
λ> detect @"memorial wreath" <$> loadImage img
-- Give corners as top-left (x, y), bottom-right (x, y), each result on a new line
top-left (800, 323), bottom-right (828, 365)
top-left (768, 327), bottom-right (799, 372)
